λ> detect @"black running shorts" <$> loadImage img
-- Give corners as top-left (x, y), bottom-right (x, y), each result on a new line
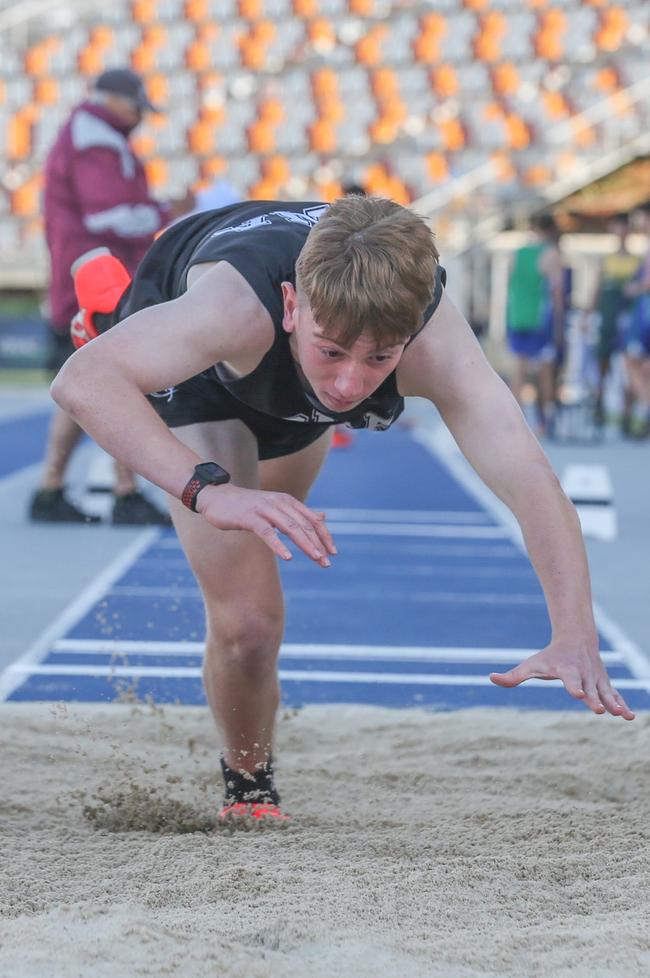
top-left (147, 370), bottom-right (332, 461)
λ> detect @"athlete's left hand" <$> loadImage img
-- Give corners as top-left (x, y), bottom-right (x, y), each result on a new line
top-left (489, 640), bottom-right (635, 720)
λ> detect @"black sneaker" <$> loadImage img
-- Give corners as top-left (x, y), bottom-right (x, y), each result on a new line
top-left (29, 488), bottom-right (101, 524)
top-left (112, 491), bottom-right (172, 526)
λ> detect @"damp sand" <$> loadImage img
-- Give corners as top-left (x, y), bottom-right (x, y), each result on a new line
top-left (1, 702), bottom-right (650, 978)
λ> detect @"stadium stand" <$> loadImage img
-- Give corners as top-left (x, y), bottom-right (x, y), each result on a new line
top-left (0, 0), bottom-right (649, 283)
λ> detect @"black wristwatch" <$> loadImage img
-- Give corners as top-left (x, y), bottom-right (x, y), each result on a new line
top-left (181, 462), bottom-right (231, 512)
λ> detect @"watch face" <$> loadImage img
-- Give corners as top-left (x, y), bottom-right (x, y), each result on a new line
top-left (195, 462), bottom-right (230, 485)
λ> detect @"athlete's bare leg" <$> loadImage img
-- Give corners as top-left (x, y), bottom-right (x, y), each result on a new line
top-left (39, 407), bottom-right (84, 489)
top-left (538, 359), bottom-right (556, 425)
top-left (625, 354), bottom-right (650, 409)
top-left (510, 356), bottom-right (529, 409)
top-left (168, 421), bottom-right (331, 772)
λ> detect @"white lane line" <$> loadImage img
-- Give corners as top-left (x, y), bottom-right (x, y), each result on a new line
top-left (314, 508), bottom-right (494, 524)
top-left (0, 528), bottom-right (161, 702)
top-left (320, 522), bottom-right (508, 538)
top-left (6, 663), bottom-right (649, 689)
top-left (150, 524), bottom-right (509, 543)
top-left (51, 639), bottom-right (623, 664)
top-left (106, 584), bottom-right (544, 604)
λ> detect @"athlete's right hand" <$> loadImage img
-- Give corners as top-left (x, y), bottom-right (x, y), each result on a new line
top-left (195, 484), bottom-right (336, 567)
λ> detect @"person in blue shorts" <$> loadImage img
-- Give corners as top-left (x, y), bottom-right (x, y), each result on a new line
top-left (51, 195), bottom-right (635, 821)
top-left (507, 214), bottom-right (567, 437)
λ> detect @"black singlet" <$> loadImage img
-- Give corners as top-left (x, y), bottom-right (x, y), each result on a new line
top-left (115, 200), bottom-right (446, 459)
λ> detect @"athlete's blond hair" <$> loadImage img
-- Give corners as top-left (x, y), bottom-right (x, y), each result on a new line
top-left (296, 195), bottom-right (440, 347)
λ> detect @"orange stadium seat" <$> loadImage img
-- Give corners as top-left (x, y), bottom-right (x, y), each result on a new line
top-left (11, 174), bottom-right (42, 216)
top-left (426, 152), bottom-right (449, 183)
top-left (370, 67), bottom-right (399, 100)
top-left (308, 118), bottom-right (336, 153)
top-left (34, 78), bottom-right (60, 106)
top-left (431, 65), bottom-right (459, 97)
top-left (261, 155), bottom-right (291, 183)
top-left (188, 119), bottom-right (217, 154)
top-left (132, 0), bottom-right (158, 22)
top-left (595, 8), bottom-right (628, 51)
top-left (184, 0), bottom-right (208, 20)
top-left (413, 13), bottom-right (447, 64)
top-left (293, 0), bottom-right (318, 17)
top-left (200, 156), bottom-right (229, 180)
top-left (258, 97), bottom-right (285, 125)
top-left (369, 118), bottom-right (398, 144)
top-left (186, 23), bottom-right (220, 71)
top-left (249, 177), bottom-right (281, 199)
top-left (146, 74), bottom-right (169, 106)
top-left (594, 66), bottom-right (619, 93)
top-left (473, 11), bottom-right (506, 62)
top-left (313, 178), bottom-right (343, 201)
top-left (504, 112), bottom-right (531, 150)
top-left (541, 90), bottom-right (570, 119)
top-left (491, 62), bottom-right (519, 96)
top-left (534, 10), bottom-right (567, 60)
top-left (311, 68), bottom-right (338, 99)
top-left (145, 157), bottom-right (169, 189)
top-left (25, 37), bottom-right (62, 77)
top-left (239, 0), bottom-right (263, 19)
top-left (130, 130), bottom-right (157, 157)
top-left (308, 18), bottom-right (336, 52)
top-left (355, 25), bottom-right (388, 66)
top-left (7, 108), bottom-right (37, 161)
top-left (439, 117), bottom-right (466, 151)
top-left (316, 95), bottom-right (344, 123)
top-left (349, 0), bottom-right (373, 14)
top-left (247, 119), bottom-right (277, 153)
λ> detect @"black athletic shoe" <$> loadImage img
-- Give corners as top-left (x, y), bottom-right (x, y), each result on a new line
top-left (111, 491), bottom-right (172, 526)
top-left (29, 488), bottom-right (101, 524)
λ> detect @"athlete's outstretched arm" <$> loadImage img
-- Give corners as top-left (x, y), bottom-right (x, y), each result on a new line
top-left (51, 262), bottom-right (335, 566)
top-left (397, 292), bottom-right (634, 720)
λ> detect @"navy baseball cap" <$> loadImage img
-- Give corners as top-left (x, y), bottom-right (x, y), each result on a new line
top-left (94, 68), bottom-right (159, 112)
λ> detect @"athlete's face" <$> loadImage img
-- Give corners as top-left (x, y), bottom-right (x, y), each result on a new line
top-left (281, 283), bottom-right (406, 412)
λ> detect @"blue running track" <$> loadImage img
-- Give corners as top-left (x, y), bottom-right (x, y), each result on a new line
top-left (3, 412), bottom-right (650, 711)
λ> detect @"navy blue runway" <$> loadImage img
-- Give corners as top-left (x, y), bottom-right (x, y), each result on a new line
top-left (3, 415), bottom-right (650, 711)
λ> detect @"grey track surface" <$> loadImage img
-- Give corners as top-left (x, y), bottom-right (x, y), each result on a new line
top-left (1, 383), bottom-right (649, 678)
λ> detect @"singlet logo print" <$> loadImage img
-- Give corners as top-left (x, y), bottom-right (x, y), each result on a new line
top-left (150, 387), bottom-right (177, 402)
top-left (207, 206), bottom-right (328, 241)
top-left (270, 205), bottom-right (329, 227)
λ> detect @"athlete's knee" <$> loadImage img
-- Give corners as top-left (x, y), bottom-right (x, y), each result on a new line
top-left (205, 610), bottom-right (284, 678)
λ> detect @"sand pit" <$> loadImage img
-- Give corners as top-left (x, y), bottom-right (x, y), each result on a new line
top-left (1, 701), bottom-right (650, 978)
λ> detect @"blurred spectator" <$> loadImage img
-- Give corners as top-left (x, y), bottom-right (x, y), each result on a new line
top-left (31, 68), bottom-right (194, 524)
top-left (506, 214), bottom-right (567, 437)
top-left (583, 212), bottom-right (639, 430)
top-left (191, 178), bottom-right (241, 213)
top-left (341, 180), bottom-right (368, 197)
top-left (622, 202), bottom-right (650, 439)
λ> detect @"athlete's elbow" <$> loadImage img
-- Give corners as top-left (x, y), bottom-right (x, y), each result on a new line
top-left (50, 348), bottom-right (98, 420)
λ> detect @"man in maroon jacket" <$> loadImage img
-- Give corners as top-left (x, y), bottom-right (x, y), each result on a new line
top-left (31, 68), bottom-right (193, 524)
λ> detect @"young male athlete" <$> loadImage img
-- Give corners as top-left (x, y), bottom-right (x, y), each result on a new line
top-left (51, 196), bottom-right (635, 820)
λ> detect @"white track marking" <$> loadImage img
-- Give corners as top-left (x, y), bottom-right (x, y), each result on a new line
top-left (50, 639), bottom-right (623, 664)
top-left (5, 662), bottom-right (648, 689)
